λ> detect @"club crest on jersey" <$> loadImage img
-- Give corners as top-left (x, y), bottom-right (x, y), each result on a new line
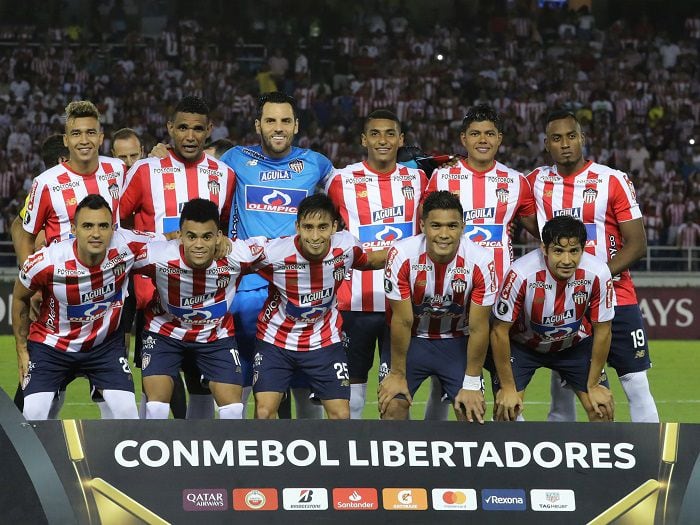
top-left (288, 159), bottom-right (304, 173)
top-left (373, 205), bottom-right (404, 221)
top-left (496, 188), bottom-right (509, 203)
top-left (554, 208), bottom-right (582, 219)
top-left (451, 278), bottom-right (466, 294)
top-left (583, 188), bottom-right (597, 203)
top-left (108, 182), bottom-right (120, 200)
top-left (112, 262), bottom-right (126, 276)
top-left (141, 353), bottom-right (151, 369)
top-left (217, 275), bottom-right (231, 288)
top-left (207, 180), bottom-right (220, 195)
top-left (245, 186), bottom-right (307, 214)
top-left (573, 290), bottom-right (588, 304)
top-left (401, 186), bottom-right (415, 200)
top-left (463, 224), bottom-right (504, 247)
top-left (464, 207), bottom-right (495, 222)
top-left (333, 267), bottom-right (346, 282)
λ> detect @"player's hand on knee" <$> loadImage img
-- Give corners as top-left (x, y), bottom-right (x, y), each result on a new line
top-left (16, 348), bottom-right (29, 384)
top-left (587, 384), bottom-right (614, 422)
top-left (149, 142), bottom-right (171, 159)
top-left (494, 388), bottom-right (523, 422)
top-left (378, 371), bottom-right (411, 415)
top-left (455, 389), bottom-right (486, 424)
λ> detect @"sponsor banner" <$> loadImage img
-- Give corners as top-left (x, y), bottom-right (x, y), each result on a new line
top-left (635, 287), bottom-right (700, 339)
top-left (482, 489), bottom-right (527, 511)
top-left (182, 488), bottom-right (227, 511)
top-left (332, 488), bottom-right (378, 510)
top-left (431, 488), bottom-right (477, 510)
top-left (282, 488), bottom-right (328, 510)
top-left (382, 488), bottom-right (428, 510)
top-left (232, 488), bottom-right (278, 511)
top-left (530, 489), bottom-right (576, 511)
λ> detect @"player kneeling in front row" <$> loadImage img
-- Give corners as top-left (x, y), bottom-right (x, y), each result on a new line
top-left (136, 199), bottom-right (265, 420)
top-left (378, 191), bottom-right (497, 422)
top-left (13, 195), bottom-right (158, 420)
top-left (253, 194), bottom-right (387, 420)
top-left (491, 215), bottom-right (615, 422)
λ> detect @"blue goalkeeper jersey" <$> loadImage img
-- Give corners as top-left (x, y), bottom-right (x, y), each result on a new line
top-left (220, 144), bottom-right (333, 290)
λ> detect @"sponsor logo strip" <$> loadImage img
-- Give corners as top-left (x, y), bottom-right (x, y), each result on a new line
top-left (382, 488), bottom-right (428, 511)
top-left (431, 488), bottom-right (477, 511)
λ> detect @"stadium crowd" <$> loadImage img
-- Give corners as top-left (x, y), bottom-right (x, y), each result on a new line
top-left (0, 0), bottom-right (698, 249)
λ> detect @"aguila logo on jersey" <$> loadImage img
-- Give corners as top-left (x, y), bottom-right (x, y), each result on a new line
top-left (583, 188), bottom-right (597, 203)
top-left (288, 159), bottom-right (305, 173)
top-left (573, 290), bottom-right (588, 304)
top-left (401, 186), bottom-right (415, 200)
top-left (542, 309), bottom-right (574, 324)
top-left (260, 170), bottom-right (292, 181)
top-left (207, 180), bottom-right (220, 195)
top-left (300, 288), bottom-right (332, 304)
top-left (181, 292), bottom-right (215, 307)
top-left (464, 207), bottom-right (495, 222)
top-left (373, 205), bottom-right (404, 221)
top-left (333, 267), bottom-right (346, 282)
top-left (81, 283), bottom-right (115, 302)
top-left (108, 182), bottom-right (119, 200)
top-left (554, 207), bottom-right (582, 219)
top-left (451, 278), bottom-right (466, 294)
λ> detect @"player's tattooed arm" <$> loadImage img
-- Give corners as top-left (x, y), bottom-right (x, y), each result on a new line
top-left (378, 298), bottom-right (414, 415)
top-left (490, 319), bottom-right (523, 422)
top-left (12, 279), bottom-right (34, 383)
top-left (609, 218), bottom-right (646, 276)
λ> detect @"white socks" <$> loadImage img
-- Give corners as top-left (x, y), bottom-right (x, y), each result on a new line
top-left (22, 392), bottom-right (55, 420)
top-left (101, 390), bottom-right (139, 419)
top-left (620, 371), bottom-right (659, 422)
top-left (547, 371), bottom-right (577, 422)
top-left (350, 383), bottom-right (367, 419)
top-left (218, 402), bottom-right (244, 419)
top-left (47, 390), bottom-right (66, 419)
top-left (292, 388), bottom-right (324, 419)
top-left (424, 376), bottom-right (450, 421)
top-left (96, 401), bottom-right (113, 419)
top-left (146, 401), bottom-right (170, 419)
top-left (186, 394), bottom-right (216, 419)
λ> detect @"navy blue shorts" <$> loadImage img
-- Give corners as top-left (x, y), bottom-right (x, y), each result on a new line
top-left (341, 310), bottom-right (386, 382)
top-left (608, 304), bottom-right (652, 375)
top-left (140, 331), bottom-right (243, 386)
top-left (505, 337), bottom-right (609, 393)
top-left (23, 334), bottom-right (134, 396)
top-left (252, 340), bottom-right (350, 400)
top-left (379, 335), bottom-right (469, 401)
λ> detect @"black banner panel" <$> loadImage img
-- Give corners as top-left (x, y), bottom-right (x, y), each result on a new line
top-left (3, 412), bottom-right (700, 524)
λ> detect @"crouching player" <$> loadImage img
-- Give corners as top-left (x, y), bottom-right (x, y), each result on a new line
top-left (253, 194), bottom-right (387, 419)
top-left (491, 215), bottom-right (615, 422)
top-left (378, 191), bottom-right (497, 423)
top-left (13, 195), bottom-right (156, 420)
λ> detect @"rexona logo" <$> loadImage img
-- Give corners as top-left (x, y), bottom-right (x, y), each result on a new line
top-left (431, 489), bottom-right (477, 511)
top-left (481, 489), bottom-right (527, 511)
top-left (182, 489), bottom-right (227, 511)
top-left (530, 489), bottom-right (576, 511)
top-left (382, 488), bottom-right (428, 511)
top-left (282, 488), bottom-right (328, 510)
top-left (232, 488), bottom-right (279, 511)
top-left (332, 488), bottom-right (378, 510)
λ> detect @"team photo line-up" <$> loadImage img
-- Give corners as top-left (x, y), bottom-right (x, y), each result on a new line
top-left (10, 90), bottom-right (658, 424)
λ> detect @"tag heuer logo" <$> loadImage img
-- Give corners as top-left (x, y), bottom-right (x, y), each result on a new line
top-left (288, 159), bottom-right (304, 173)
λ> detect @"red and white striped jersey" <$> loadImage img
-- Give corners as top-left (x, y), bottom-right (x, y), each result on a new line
top-left (22, 157), bottom-right (125, 243)
top-left (384, 234), bottom-right (497, 339)
top-left (493, 250), bottom-right (615, 353)
top-left (19, 229), bottom-right (158, 352)
top-left (527, 161), bottom-right (641, 306)
top-left (255, 230), bottom-right (368, 352)
top-left (325, 161), bottom-right (427, 312)
top-left (134, 237), bottom-right (265, 343)
top-left (120, 151), bottom-right (235, 234)
top-left (426, 159), bottom-right (535, 285)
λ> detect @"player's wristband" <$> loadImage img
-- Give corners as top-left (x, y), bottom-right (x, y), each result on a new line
top-left (462, 374), bottom-right (482, 391)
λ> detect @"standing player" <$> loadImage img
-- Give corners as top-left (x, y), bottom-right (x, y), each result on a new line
top-left (491, 216), bottom-right (615, 422)
top-left (111, 128), bottom-right (144, 169)
top-left (120, 95), bottom-right (235, 419)
top-left (219, 92), bottom-right (333, 419)
top-left (13, 195), bottom-right (155, 420)
top-left (325, 109), bottom-right (428, 419)
top-left (423, 104), bottom-right (539, 420)
top-left (135, 199), bottom-right (264, 420)
top-left (528, 110), bottom-right (658, 422)
top-left (253, 195), bottom-right (387, 419)
top-left (378, 191), bottom-right (497, 422)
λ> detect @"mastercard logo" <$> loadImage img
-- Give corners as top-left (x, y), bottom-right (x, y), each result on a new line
top-left (442, 490), bottom-right (468, 505)
top-left (431, 488), bottom-right (477, 511)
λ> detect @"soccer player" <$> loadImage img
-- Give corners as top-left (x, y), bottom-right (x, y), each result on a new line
top-left (15, 100), bottom-right (125, 267)
top-left (253, 194), bottom-right (387, 419)
top-left (120, 95), bottom-right (235, 419)
top-left (378, 191), bottom-right (497, 422)
top-left (491, 215), bottom-right (615, 422)
top-left (13, 195), bottom-right (155, 420)
top-left (204, 138), bottom-right (234, 159)
top-left (325, 109), bottom-right (428, 419)
top-left (111, 128), bottom-right (144, 169)
top-left (528, 110), bottom-right (658, 422)
top-left (135, 199), bottom-right (264, 420)
top-left (423, 104), bottom-right (539, 420)
top-left (219, 91), bottom-right (333, 419)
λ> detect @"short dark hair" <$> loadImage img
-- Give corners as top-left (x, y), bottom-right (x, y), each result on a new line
top-left (112, 127), bottom-right (141, 143)
top-left (206, 138), bottom-right (234, 158)
top-left (65, 100), bottom-right (100, 124)
top-left (257, 91), bottom-right (298, 120)
top-left (74, 194), bottom-right (112, 221)
top-left (541, 215), bottom-right (587, 247)
top-left (296, 193), bottom-right (337, 223)
top-left (179, 198), bottom-right (220, 229)
top-left (421, 190), bottom-right (463, 220)
top-left (461, 104), bottom-right (503, 133)
top-left (365, 109), bottom-right (401, 132)
top-left (41, 134), bottom-right (69, 168)
top-left (545, 109), bottom-right (579, 127)
top-left (171, 96), bottom-right (211, 121)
